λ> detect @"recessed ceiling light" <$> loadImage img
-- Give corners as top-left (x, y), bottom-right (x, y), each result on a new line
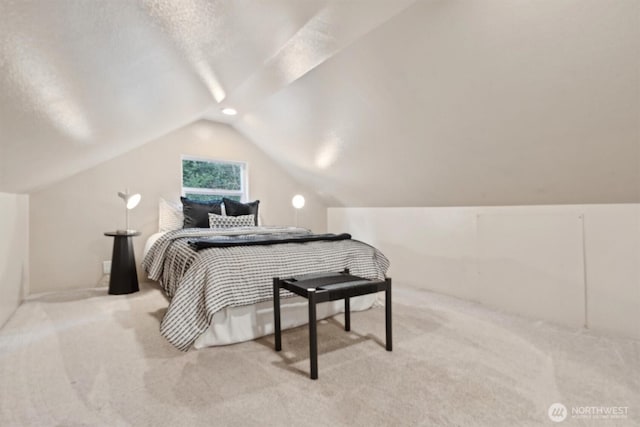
top-left (221, 108), bottom-right (237, 116)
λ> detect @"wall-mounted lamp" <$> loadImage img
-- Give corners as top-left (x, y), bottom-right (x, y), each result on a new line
top-left (117, 189), bottom-right (141, 233)
top-left (292, 194), bottom-right (305, 227)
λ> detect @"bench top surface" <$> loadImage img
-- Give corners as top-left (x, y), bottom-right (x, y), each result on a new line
top-left (279, 272), bottom-right (386, 298)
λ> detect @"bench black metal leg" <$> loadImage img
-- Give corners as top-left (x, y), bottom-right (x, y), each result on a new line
top-left (385, 278), bottom-right (392, 351)
top-left (308, 289), bottom-right (318, 380)
top-left (273, 278), bottom-right (282, 351)
top-left (344, 297), bottom-right (350, 331)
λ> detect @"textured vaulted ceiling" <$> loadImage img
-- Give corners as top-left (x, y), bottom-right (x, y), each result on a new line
top-left (1, 0), bottom-right (639, 205)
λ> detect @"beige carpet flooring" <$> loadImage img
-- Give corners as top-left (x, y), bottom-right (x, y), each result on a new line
top-left (0, 282), bottom-right (638, 427)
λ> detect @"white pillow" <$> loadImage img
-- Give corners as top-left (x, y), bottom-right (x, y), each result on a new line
top-left (208, 213), bottom-right (255, 228)
top-left (158, 198), bottom-right (184, 232)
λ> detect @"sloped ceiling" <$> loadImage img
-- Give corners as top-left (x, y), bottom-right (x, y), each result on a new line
top-left (1, 0), bottom-right (638, 206)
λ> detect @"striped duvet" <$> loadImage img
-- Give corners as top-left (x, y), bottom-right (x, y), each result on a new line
top-left (142, 227), bottom-right (390, 350)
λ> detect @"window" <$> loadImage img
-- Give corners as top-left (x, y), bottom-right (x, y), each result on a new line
top-left (181, 156), bottom-right (247, 202)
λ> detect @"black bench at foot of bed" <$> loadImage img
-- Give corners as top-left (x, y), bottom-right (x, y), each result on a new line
top-left (273, 269), bottom-right (392, 380)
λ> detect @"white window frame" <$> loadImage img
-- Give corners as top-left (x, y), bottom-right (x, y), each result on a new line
top-left (181, 155), bottom-right (249, 202)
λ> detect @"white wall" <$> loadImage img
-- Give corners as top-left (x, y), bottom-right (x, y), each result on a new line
top-left (239, 0), bottom-right (640, 208)
top-left (0, 192), bottom-right (29, 327)
top-left (29, 120), bottom-right (326, 293)
top-left (328, 204), bottom-right (640, 340)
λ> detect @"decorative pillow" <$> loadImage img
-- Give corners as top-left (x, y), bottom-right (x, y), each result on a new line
top-left (222, 198), bottom-right (260, 226)
top-left (208, 213), bottom-right (255, 228)
top-left (181, 197), bottom-right (223, 228)
top-left (158, 198), bottom-right (184, 232)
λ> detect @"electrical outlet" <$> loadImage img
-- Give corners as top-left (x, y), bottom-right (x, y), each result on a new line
top-left (103, 260), bottom-right (111, 275)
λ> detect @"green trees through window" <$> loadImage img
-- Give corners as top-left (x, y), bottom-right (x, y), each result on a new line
top-left (182, 193), bottom-right (241, 202)
top-left (181, 157), bottom-right (246, 202)
top-left (182, 160), bottom-right (241, 190)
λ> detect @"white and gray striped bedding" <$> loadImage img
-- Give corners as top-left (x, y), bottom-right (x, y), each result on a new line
top-left (142, 227), bottom-right (390, 351)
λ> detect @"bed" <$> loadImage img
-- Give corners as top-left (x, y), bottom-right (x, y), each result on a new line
top-left (142, 226), bottom-right (390, 351)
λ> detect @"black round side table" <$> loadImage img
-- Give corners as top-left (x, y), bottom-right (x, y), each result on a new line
top-left (104, 231), bottom-right (141, 295)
